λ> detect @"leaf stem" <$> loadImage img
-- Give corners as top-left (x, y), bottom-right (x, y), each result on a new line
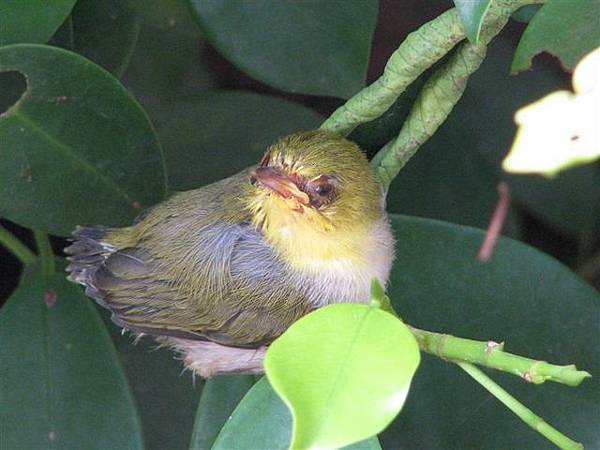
top-left (409, 326), bottom-right (590, 386)
top-left (0, 224), bottom-right (36, 266)
top-left (33, 230), bottom-right (55, 280)
top-left (458, 362), bottom-right (584, 450)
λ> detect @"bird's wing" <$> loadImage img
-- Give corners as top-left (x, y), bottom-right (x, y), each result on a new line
top-left (66, 176), bottom-right (312, 347)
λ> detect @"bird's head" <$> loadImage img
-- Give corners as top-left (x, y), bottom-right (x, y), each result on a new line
top-left (246, 130), bottom-right (382, 235)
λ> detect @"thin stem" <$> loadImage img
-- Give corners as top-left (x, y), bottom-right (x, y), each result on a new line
top-left (410, 326), bottom-right (590, 387)
top-left (0, 224), bottom-right (36, 265)
top-left (33, 230), bottom-right (55, 280)
top-left (458, 362), bottom-right (584, 450)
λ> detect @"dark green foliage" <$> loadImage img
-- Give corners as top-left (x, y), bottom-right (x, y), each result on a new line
top-left (0, 1), bottom-right (598, 449)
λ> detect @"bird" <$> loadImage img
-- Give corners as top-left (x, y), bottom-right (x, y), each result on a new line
top-left (65, 130), bottom-right (395, 377)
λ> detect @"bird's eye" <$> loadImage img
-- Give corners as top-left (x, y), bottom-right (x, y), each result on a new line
top-left (307, 175), bottom-right (338, 208)
top-left (315, 184), bottom-right (332, 196)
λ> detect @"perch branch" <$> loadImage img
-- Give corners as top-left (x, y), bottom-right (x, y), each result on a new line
top-left (409, 326), bottom-right (591, 387)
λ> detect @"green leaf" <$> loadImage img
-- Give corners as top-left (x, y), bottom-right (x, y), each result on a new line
top-left (158, 91), bottom-right (323, 191)
top-left (512, 0), bottom-right (600, 73)
top-left (212, 377), bottom-right (383, 450)
top-left (453, 0), bottom-right (493, 44)
top-left (0, 44), bottom-right (167, 236)
top-left (100, 308), bottom-right (202, 450)
top-left (265, 304), bottom-right (420, 449)
top-left (189, 376), bottom-right (255, 450)
top-left (189, 0), bottom-right (378, 98)
top-left (381, 215), bottom-right (600, 449)
top-left (0, 264), bottom-right (143, 449)
top-left (50, 0), bottom-right (141, 77)
top-left (0, 0), bottom-right (77, 45)
top-left (121, 23), bottom-right (216, 117)
top-left (122, 0), bottom-right (201, 36)
top-left (511, 4), bottom-right (542, 24)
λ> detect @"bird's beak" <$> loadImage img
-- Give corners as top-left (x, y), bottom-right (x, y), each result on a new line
top-left (253, 167), bottom-right (310, 205)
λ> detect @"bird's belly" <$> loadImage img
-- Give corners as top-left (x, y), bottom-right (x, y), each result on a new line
top-left (295, 219), bottom-right (395, 306)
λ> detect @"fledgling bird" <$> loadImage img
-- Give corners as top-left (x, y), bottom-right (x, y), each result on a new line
top-left (66, 130), bottom-right (394, 377)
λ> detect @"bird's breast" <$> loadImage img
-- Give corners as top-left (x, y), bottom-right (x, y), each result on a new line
top-left (271, 216), bottom-right (395, 305)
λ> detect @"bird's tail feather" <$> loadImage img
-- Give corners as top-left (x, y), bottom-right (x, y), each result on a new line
top-left (65, 225), bottom-right (116, 292)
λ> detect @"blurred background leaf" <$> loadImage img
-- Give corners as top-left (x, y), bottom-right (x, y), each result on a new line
top-left (50, 0), bottom-right (141, 77)
top-left (189, 0), bottom-right (378, 98)
top-left (0, 264), bottom-right (143, 450)
top-left (512, 0), bottom-right (600, 73)
top-left (100, 309), bottom-right (202, 450)
top-left (381, 215), bottom-right (600, 449)
top-left (122, 0), bottom-right (201, 36)
top-left (189, 375), bottom-right (255, 450)
top-left (1, 1), bottom-right (599, 449)
top-left (510, 4), bottom-right (541, 23)
top-left (0, 44), bottom-right (166, 236)
top-left (0, 0), bottom-right (77, 46)
top-left (156, 91), bottom-right (323, 191)
top-left (121, 24), bottom-right (216, 122)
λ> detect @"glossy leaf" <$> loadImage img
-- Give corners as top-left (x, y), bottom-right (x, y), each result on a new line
top-left (381, 215), bottom-right (600, 449)
top-left (189, 376), bottom-right (255, 450)
top-left (101, 308), bottom-right (202, 450)
top-left (0, 44), bottom-right (167, 236)
top-left (121, 23), bottom-right (216, 118)
top-left (158, 91), bottom-right (323, 191)
top-left (512, 0), bottom-right (600, 73)
top-left (453, 0), bottom-right (492, 44)
top-left (511, 4), bottom-right (542, 23)
top-left (50, 0), bottom-right (141, 77)
top-left (123, 0), bottom-right (201, 35)
top-left (0, 0), bottom-right (77, 45)
top-left (0, 265), bottom-right (143, 449)
top-left (212, 377), bottom-right (383, 450)
top-left (189, 0), bottom-right (378, 98)
top-left (265, 304), bottom-right (420, 449)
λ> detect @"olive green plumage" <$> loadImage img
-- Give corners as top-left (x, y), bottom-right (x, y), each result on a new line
top-left (66, 130), bottom-right (394, 369)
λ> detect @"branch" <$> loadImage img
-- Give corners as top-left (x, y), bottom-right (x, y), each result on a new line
top-left (409, 326), bottom-right (591, 387)
top-left (458, 362), bottom-right (584, 450)
top-left (0, 223), bottom-right (35, 266)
